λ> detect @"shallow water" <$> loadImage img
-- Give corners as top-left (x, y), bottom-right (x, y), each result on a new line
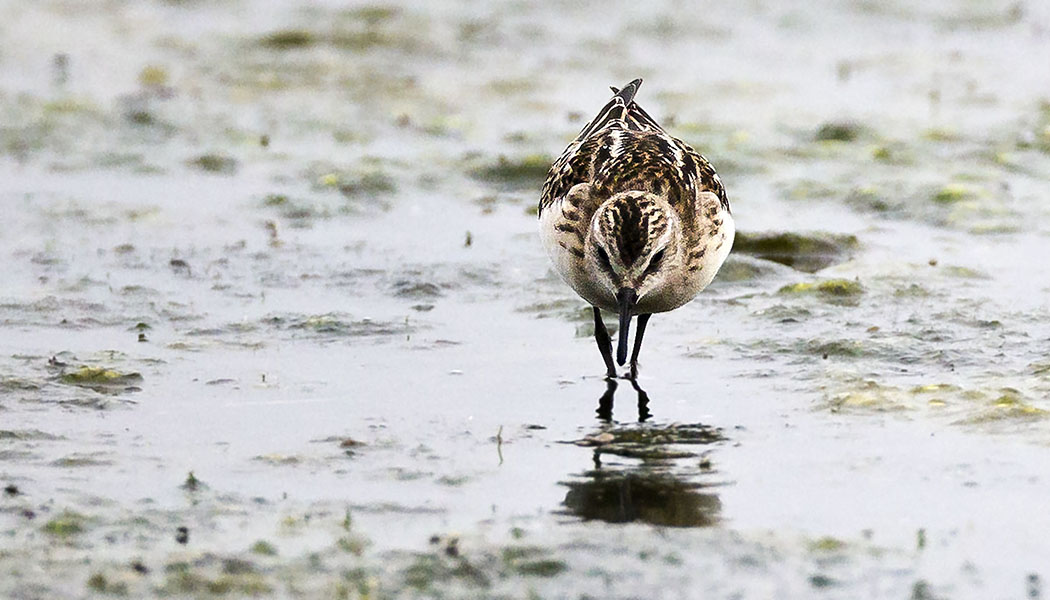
top-left (2, 0), bottom-right (1050, 598)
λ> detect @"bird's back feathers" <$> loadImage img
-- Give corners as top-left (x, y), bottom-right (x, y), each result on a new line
top-left (539, 79), bottom-right (728, 225)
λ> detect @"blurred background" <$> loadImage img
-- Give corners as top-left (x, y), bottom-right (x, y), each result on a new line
top-left (2, 1), bottom-right (1050, 598)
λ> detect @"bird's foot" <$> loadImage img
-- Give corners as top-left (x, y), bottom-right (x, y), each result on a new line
top-left (623, 362), bottom-right (639, 381)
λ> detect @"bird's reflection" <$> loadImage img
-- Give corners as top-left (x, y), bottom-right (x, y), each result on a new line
top-left (561, 468), bottom-right (721, 527)
top-left (596, 377), bottom-right (651, 422)
top-left (562, 397), bottom-right (726, 527)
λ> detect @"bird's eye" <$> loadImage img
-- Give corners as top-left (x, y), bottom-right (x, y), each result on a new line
top-left (646, 249), bottom-right (665, 274)
top-left (596, 246), bottom-right (613, 272)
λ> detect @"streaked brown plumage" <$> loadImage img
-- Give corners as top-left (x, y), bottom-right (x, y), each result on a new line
top-left (539, 78), bottom-right (734, 379)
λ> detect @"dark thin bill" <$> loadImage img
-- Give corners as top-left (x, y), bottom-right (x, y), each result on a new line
top-left (616, 287), bottom-right (637, 365)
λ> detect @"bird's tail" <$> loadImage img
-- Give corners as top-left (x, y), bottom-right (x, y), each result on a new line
top-left (610, 78), bottom-right (643, 107)
top-left (573, 78), bottom-right (644, 143)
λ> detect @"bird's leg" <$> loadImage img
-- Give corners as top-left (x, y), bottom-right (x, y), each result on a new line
top-left (628, 314), bottom-right (651, 380)
top-left (593, 307), bottom-right (617, 379)
top-left (596, 378), bottom-right (617, 421)
top-left (629, 377), bottom-right (652, 422)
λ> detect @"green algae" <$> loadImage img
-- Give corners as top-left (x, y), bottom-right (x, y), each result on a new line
top-left (137, 65), bottom-right (169, 87)
top-left (397, 541), bottom-right (572, 593)
top-left (715, 255), bottom-right (780, 282)
top-left (922, 128), bottom-right (962, 142)
top-left (1031, 361), bottom-right (1050, 377)
top-left (310, 168), bottom-right (397, 209)
top-left (336, 172), bottom-right (396, 197)
top-left (258, 8), bottom-right (410, 53)
top-left (785, 179), bottom-right (839, 201)
top-left (810, 574), bottom-right (838, 588)
top-left (161, 561), bottom-right (272, 596)
top-left (51, 454), bottom-right (112, 467)
top-left (43, 511), bottom-right (86, 537)
top-left (911, 383), bottom-right (961, 396)
top-left (778, 279), bottom-right (864, 302)
top-left (402, 552), bottom-right (490, 591)
top-left (262, 194), bottom-right (335, 224)
top-left (576, 423), bottom-right (726, 447)
top-left (931, 183), bottom-right (983, 205)
top-left (336, 535), bottom-right (369, 555)
top-left (733, 231), bottom-right (858, 273)
top-left (259, 29), bottom-right (317, 50)
top-left (956, 389), bottom-right (1048, 424)
top-left (894, 283), bottom-right (932, 298)
top-left (572, 423), bottom-right (725, 461)
top-left (500, 546), bottom-right (543, 563)
top-left (940, 265), bottom-right (987, 279)
top-left (0, 376), bottom-right (42, 392)
top-left (824, 380), bottom-right (910, 413)
top-left (0, 429), bottom-right (62, 440)
top-left (187, 153), bottom-right (239, 175)
top-left (250, 541), bottom-right (278, 556)
top-left (824, 378), bottom-right (1050, 425)
top-left (59, 366), bottom-right (143, 388)
top-left (181, 471), bottom-right (205, 492)
top-left (814, 121), bottom-right (866, 142)
top-left (807, 339), bottom-right (865, 358)
top-left (343, 5), bottom-right (402, 25)
top-left (871, 145), bottom-right (893, 162)
top-left (470, 154), bottom-right (551, 188)
top-left (515, 558), bottom-right (568, 577)
top-left (267, 313), bottom-right (415, 338)
top-left (86, 572), bottom-right (129, 595)
top-left (810, 536), bottom-right (847, 552)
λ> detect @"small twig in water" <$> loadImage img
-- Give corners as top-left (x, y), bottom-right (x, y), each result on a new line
top-left (496, 425), bottom-right (503, 466)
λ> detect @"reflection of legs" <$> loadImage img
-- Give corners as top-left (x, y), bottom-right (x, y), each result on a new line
top-left (628, 314), bottom-right (651, 380)
top-left (593, 307), bottom-right (617, 379)
top-left (629, 377), bottom-right (651, 422)
top-left (596, 378), bottom-right (617, 421)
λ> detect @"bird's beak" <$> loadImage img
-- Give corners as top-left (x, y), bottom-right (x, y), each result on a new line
top-left (616, 287), bottom-right (638, 366)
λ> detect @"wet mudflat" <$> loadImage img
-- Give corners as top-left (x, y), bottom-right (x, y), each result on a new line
top-left (2, 1), bottom-right (1050, 598)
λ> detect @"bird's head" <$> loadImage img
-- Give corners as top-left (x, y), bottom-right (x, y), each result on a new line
top-left (586, 191), bottom-right (680, 364)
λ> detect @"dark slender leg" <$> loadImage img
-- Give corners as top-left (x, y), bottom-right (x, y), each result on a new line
top-left (628, 314), bottom-right (651, 380)
top-left (596, 378), bottom-right (617, 421)
top-left (593, 307), bottom-right (617, 379)
top-left (629, 377), bottom-right (651, 422)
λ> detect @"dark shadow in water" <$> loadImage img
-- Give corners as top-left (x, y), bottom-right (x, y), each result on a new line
top-left (561, 468), bottom-right (721, 527)
top-left (596, 378), bottom-right (651, 422)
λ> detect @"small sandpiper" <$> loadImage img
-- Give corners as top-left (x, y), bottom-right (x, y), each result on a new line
top-left (539, 78), bottom-right (734, 379)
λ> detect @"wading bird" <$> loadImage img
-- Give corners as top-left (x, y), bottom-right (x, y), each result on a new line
top-left (539, 79), bottom-right (734, 379)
